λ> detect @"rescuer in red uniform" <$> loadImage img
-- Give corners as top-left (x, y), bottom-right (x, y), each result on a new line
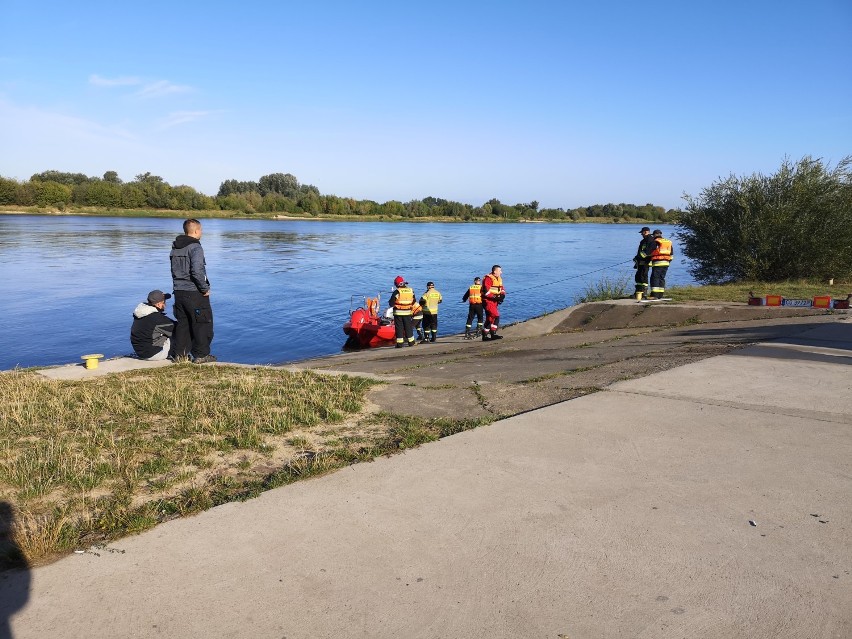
top-left (481, 265), bottom-right (505, 341)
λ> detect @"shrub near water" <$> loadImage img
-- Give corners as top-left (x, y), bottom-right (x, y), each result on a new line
top-left (678, 156), bottom-right (852, 283)
top-left (0, 365), bottom-right (376, 566)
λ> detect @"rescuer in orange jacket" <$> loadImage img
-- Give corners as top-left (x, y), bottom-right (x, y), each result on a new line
top-left (649, 230), bottom-right (674, 299)
top-left (410, 301), bottom-right (424, 342)
top-left (388, 275), bottom-right (417, 347)
top-left (481, 265), bottom-right (505, 341)
top-left (462, 276), bottom-right (484, 339)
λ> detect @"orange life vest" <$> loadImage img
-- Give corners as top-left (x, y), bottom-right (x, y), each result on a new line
top-left (393, 287), bottom-right (415, 314)
top-left (484, 274), bottom-right (504, 298)
top-left (650, 238), bottom-right (673, 264)
top-left (467, 285), bottom-right (482, 304)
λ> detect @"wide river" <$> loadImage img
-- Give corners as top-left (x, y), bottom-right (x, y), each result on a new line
top-left (0, 216), bottom-right (694, 369)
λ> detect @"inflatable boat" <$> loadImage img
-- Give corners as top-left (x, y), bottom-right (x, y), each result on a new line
top-left (343, 294), bottom-right (396, 349)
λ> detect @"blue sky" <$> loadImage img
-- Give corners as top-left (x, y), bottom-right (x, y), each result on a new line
top-left (1, 0), bottom-right (850, 209)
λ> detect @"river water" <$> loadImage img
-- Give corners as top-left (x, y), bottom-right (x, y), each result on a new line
top-left (0, 216), bottom-right (693, 369)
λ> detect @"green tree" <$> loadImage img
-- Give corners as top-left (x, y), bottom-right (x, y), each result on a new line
top-left (258, 172), bottom-right (299, 197)
top-left (0, 177), bottom-right (19, 205)
top-left (31, 181), bottom-right (73, 207)
top-left (30, 170), bottom-right (92, 185)
top-left (217, 179), bottom-right (259, 197)
top-left (678, 156), bottom-right (852, 283)
top-left (73, 180), bottom-right (123, 207)
top-left (103, 171), bottom-right (122, 184)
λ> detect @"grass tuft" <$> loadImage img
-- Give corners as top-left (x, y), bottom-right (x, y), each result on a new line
top-left (574, 274), bottom-right (631, 303)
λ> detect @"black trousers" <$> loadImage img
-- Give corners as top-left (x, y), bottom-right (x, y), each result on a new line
top-left (466, 304), bottom-right (484, 329)
top-left (394, 314), bottom-right (415, 344)
top-left (650, 265), bottom-right (669, 298)
top-left (172, 290), bottom-right (214, 358)
top-left (422, 313), bottom-right (438, 337)
top-left (634, 264), bottom-right (650, 294)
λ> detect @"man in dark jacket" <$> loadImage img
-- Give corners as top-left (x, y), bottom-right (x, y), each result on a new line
top-left (170, 218), bottom-right (216, 363)
top-left (633, 226), bottom-right (656, 300)
top-left (130, 290), bottom-right (176, 360)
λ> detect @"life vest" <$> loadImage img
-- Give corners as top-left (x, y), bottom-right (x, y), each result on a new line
top-left (650, 238), bottom-right (673, 264)
top-left (467, 285), bottom-right (482, 304)
top-left (411, 302), bottom-right (423, 318)
top-left (366, 297), bottom-right (379, 318)
top-left (421, 289), bottom-right (442, 314)
top-left (484, 274), bottom-right (504, 298)
top-left (393, 287), bottom-right (415, 314)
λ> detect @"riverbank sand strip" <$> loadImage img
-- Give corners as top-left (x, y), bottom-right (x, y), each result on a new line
top-left (4, 310), bottom-right (850, 637)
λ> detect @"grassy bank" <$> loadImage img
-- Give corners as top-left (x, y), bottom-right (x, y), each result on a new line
top-left (0, 365), bottom-right (491, 568)
top-left (670, 280), bottom-right (851, 302)
top-left (573, 275), bottom-right (851, 305)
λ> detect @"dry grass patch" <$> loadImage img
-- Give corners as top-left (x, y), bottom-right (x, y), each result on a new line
top-left (0, 364), bottom-right (376, 567)
top-left (0, 365), bottom-right (497, 569)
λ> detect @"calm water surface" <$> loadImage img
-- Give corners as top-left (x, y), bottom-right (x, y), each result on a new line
top-left (0, 216), bottom-right (693, 369)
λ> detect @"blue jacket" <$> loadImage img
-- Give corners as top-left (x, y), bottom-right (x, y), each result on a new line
top-left (170, 235), bottom-right (210, 293)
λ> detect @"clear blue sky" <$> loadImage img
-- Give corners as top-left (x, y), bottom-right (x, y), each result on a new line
top-left (1, 0), bottom-right (850, 209)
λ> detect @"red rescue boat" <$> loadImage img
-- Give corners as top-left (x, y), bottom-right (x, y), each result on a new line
top-left (343, 294), bottom-right (396, 349)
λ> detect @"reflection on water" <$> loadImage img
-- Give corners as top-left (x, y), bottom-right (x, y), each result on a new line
top-left (0, 215), bottom-right (692, 369)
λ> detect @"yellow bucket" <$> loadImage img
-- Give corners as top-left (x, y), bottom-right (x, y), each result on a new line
top-left (81, 354), bottom-right (104, 370)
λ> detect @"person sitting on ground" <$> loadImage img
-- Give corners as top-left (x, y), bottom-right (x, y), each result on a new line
top-left (130, 290), bottom-right (176, 361)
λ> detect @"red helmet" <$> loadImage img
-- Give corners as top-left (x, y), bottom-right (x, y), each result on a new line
top-left (394, 276), bottom-right (405, 286)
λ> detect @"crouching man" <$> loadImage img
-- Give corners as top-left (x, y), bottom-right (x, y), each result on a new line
top-left (130, 290), bottom-right (176, 361)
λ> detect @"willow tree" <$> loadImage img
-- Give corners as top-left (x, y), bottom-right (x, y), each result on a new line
top-left (677, 156), bottom-right (852, 283)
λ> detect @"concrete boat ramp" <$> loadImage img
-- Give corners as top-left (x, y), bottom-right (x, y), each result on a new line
top-left (3, 302), bottom-right (851, 638)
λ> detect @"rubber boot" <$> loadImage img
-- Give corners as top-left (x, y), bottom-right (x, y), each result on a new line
top-left (482, 333), bottom-right (490, 341)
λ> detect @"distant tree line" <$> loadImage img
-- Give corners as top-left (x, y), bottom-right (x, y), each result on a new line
top-left (0, 170), bottom-right (679, 223)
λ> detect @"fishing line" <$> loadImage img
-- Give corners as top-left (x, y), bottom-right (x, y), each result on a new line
top-left (509, 259), bottom-right (635, 295)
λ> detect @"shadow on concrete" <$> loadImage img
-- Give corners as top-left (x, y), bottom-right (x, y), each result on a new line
top-left (669, 321), bottom-right (834, 344)
top-left (731, 345), bottom-right (852, 366)
top-left (671, 320), bottom-right (852, 364)
top-left (0, 503), bottom-right (30, 639)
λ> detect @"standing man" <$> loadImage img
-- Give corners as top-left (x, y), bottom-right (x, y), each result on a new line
top-left (462, 276), bottom-right (483, 338)
top-left (170, 218), bottom-right (216, 363)
top-left (130, 289), bottom-right (175, 361)
top-left (419, 281), bottom-right (443, 342)
top-left (481, 265), bottom-right (505, 341)
top-left (633, 226), bottom-right (656, 301)
top-left (388, 276), bottom-right (417, 348)
top-left (649, 229), bottom-right (674, 299)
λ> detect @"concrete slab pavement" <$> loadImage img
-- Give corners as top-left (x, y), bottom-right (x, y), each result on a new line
top-left (3, 320), bottom-right (851, 638)
top-left (37, 357), bottom-right (172, 381)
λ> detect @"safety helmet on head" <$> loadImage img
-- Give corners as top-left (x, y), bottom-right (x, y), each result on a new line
top-left (394, 276), bottom-right (405, 286)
